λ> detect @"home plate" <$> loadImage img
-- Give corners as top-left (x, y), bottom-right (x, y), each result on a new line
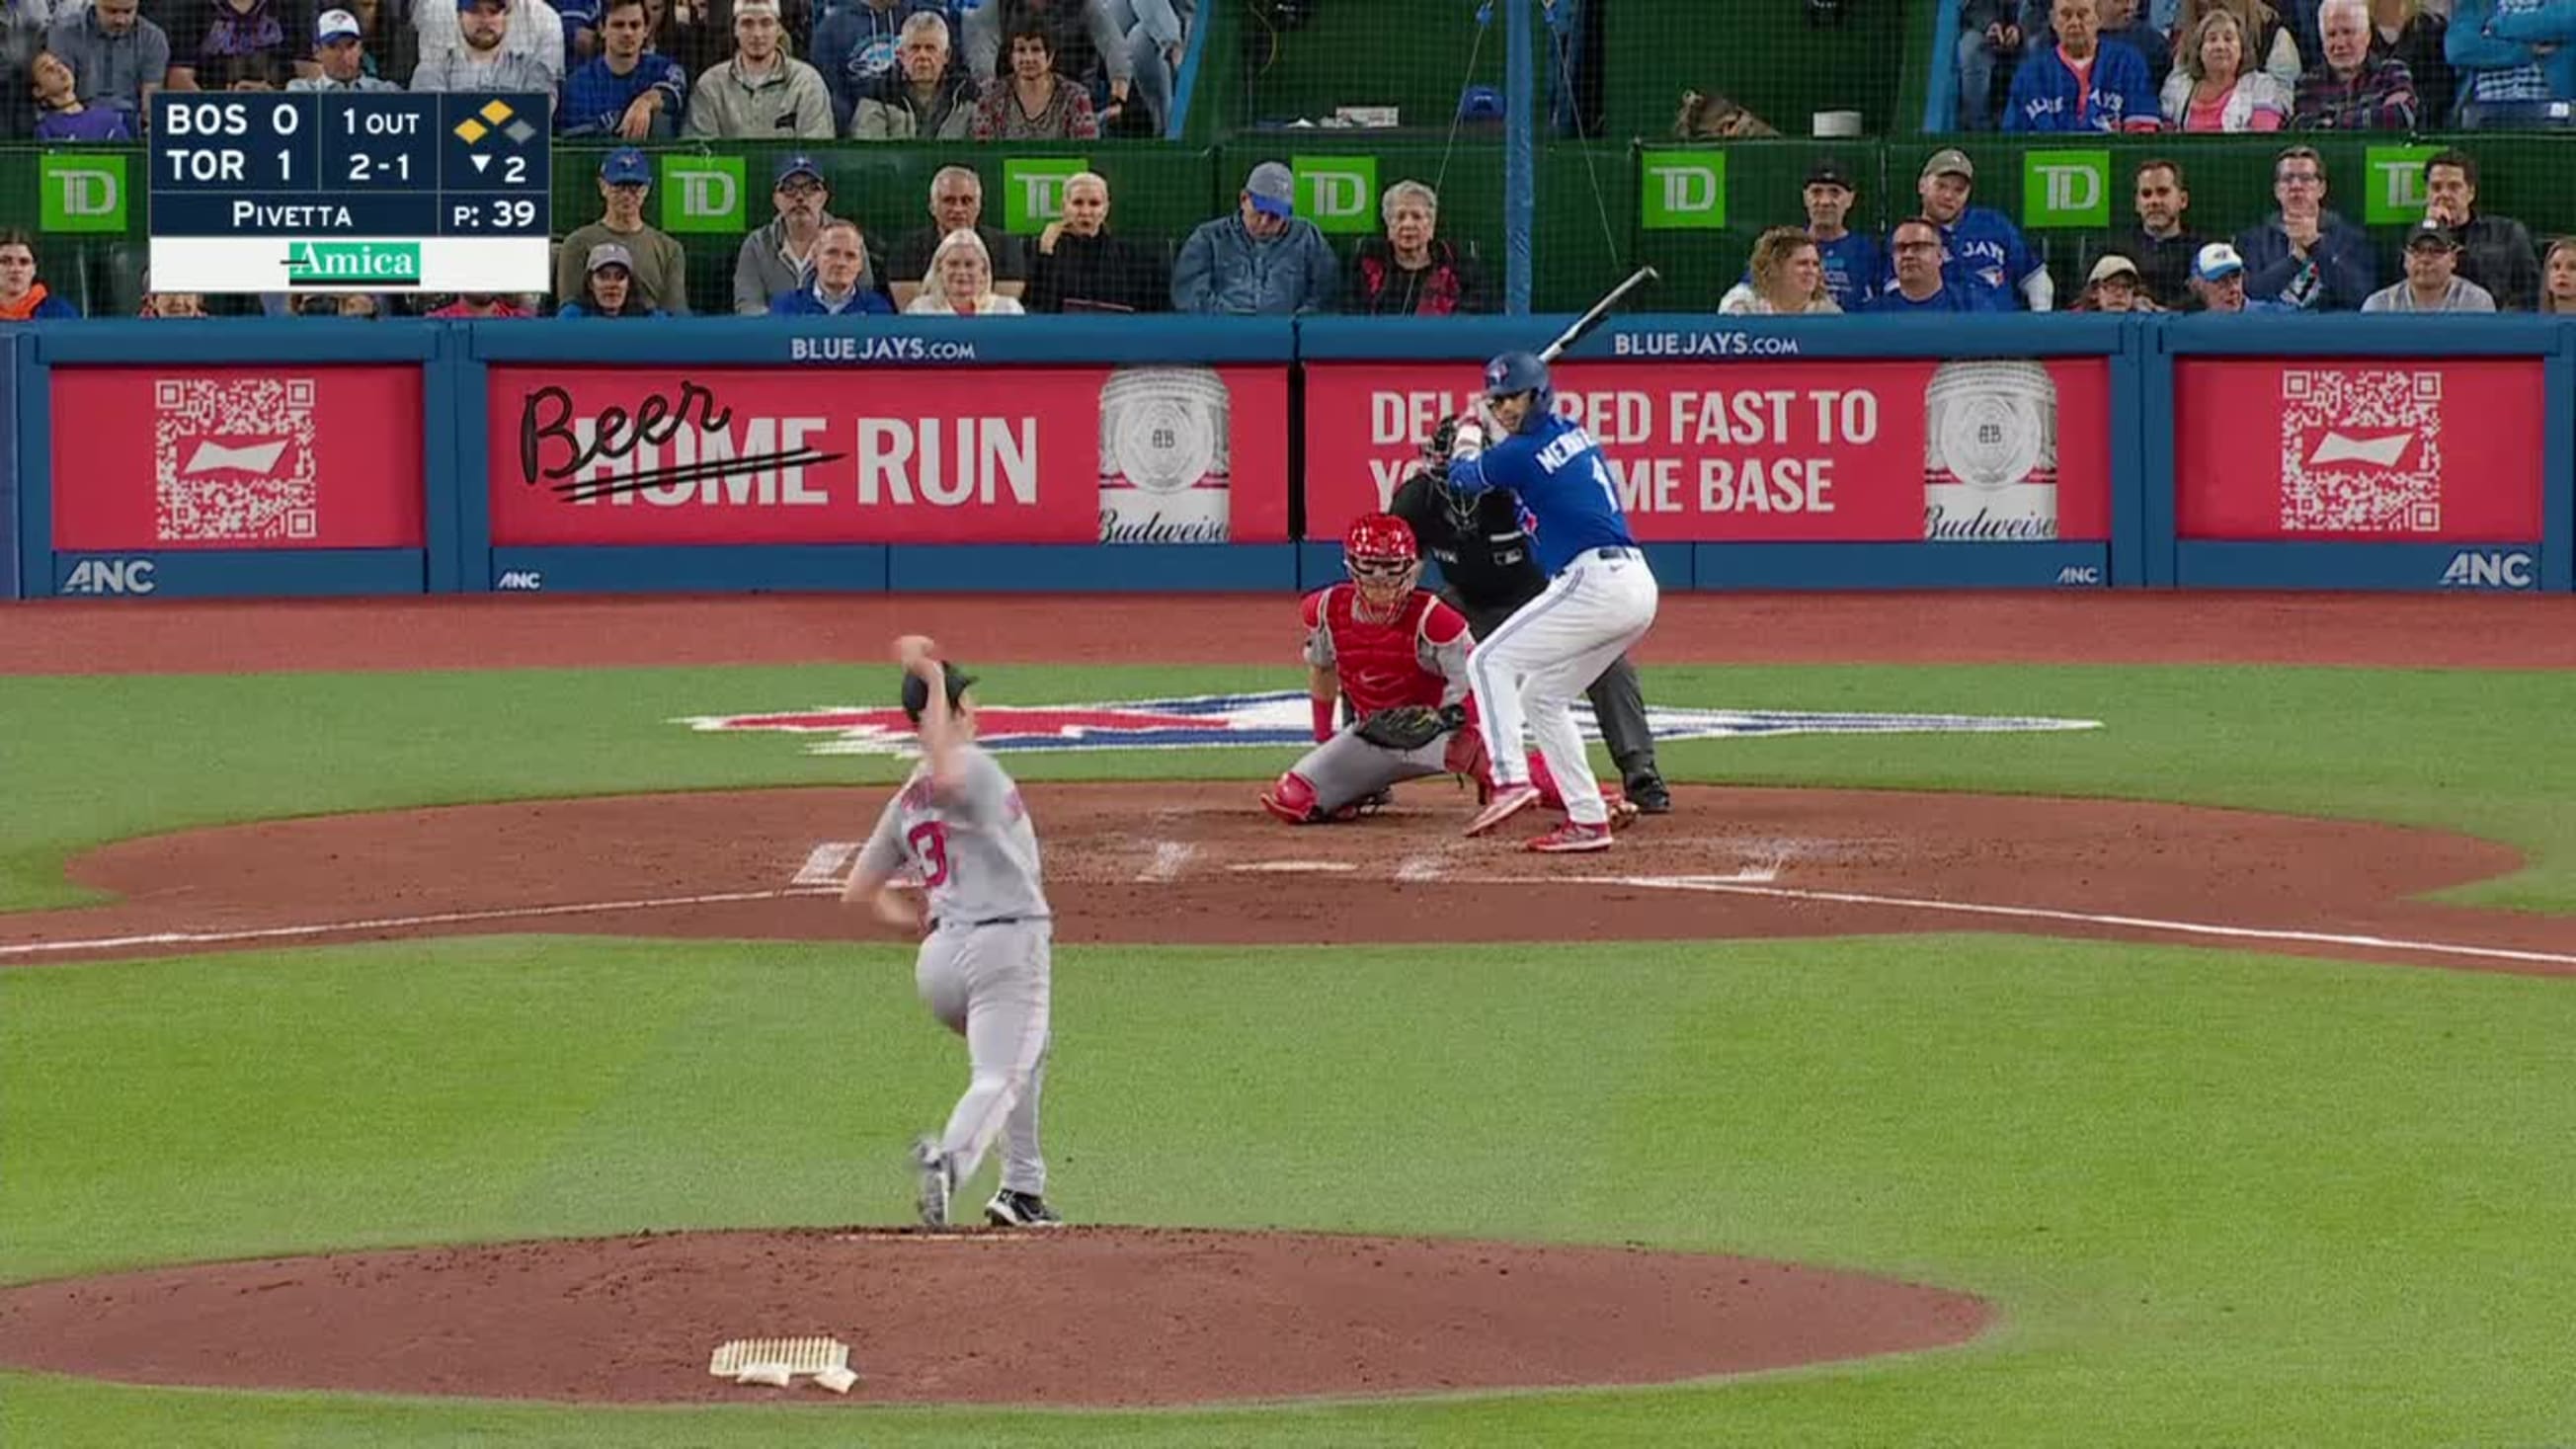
top-left (1228, 860), bottom-right (1360, 874)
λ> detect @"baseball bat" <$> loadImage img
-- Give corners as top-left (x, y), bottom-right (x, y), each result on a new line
top-left (1537, 265), bottom-right (1660, 363)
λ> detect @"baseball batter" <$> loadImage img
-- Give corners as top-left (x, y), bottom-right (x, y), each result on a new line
top-left (1261, 514), bottom-right (1617, 825)
top-left (1390, 417), bottom-right (1670, 815)
top-left (1449, 351), bottom-right (1661, 853)
top-left (844, 636), bottom-right (1061, 1230)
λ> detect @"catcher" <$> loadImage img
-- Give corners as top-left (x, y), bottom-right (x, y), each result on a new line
top-left (1261, 513), bottom-right (1622, 825)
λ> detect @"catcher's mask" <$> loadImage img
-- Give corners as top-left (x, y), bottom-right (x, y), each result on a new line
top-left (1343, 513), bottom-right (1420, 612)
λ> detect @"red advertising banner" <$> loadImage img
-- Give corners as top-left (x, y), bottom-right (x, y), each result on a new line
top-left (488, 365), bottom-right (1291, 545)
top-left (50, 367), bottom-right (427, 550)
top-left (1302, 360), bottom-right (2112, 543)
top-left (2173, 360), bottom-right (2544, 539)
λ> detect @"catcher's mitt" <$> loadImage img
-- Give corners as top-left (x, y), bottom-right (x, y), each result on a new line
top-left (1354, 702), bottom-right (1466, 752)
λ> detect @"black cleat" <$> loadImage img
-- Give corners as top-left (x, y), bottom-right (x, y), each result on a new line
top-left (984, 1189), bottom-right (1065, 1228)
top-left (1626, 773), bottom-right (1673, 814)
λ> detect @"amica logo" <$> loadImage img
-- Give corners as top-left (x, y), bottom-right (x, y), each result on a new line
top-left (285, 242), bottom-right (421, 284)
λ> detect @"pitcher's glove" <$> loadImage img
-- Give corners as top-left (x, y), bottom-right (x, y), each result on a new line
top-left (1354, 702), bottom-right (1466, 753)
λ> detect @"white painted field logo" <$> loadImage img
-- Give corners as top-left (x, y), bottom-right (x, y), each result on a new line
top-left (680, 692), bottom-right (2102, 757)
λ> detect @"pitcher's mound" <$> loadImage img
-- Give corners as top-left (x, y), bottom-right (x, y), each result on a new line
top-left (0, 1227), bottom-right (1992, 1406)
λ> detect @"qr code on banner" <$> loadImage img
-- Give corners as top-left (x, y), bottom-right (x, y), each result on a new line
top-left (152, 377), bottom-right (321, 543)
top-left (2277, 368), bottom-right (2444, 533)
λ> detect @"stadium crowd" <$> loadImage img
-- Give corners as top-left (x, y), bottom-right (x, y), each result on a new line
top-left (1, 0), bottom-right (2573, 321)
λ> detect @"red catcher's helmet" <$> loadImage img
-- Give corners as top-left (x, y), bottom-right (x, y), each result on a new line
top-left (1343, 513), bottom-right (1420, 611)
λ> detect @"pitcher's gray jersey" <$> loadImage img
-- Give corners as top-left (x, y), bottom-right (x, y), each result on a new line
top-left (857, 745), bottom-right (1051, 925)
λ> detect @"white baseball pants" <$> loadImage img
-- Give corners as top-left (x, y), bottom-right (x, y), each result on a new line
top-left (915, 919), bottom-right (1052, 1195)
top-left (1469, 547), bottom-right (1660, 827)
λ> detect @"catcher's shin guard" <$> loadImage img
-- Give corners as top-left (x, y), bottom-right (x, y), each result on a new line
top-left (1527, 750), bottom-right (1626, 816)
top-left (1259, 770), bottom-right (1324, 825)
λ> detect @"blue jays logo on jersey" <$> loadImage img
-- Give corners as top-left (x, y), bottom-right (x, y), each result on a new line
top-left (680, 694), bottom-right (2103, 757)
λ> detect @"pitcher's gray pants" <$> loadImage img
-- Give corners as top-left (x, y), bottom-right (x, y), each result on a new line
top-left (916, 919), bottom-right (1052, 1196)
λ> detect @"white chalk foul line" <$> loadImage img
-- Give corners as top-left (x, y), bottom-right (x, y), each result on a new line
top-left (0, 886), bottom-right (841, 959)
top-left (1548, 875), bottom-right (2576, 970)
top-left (791, 842), bottom-right (862, 887)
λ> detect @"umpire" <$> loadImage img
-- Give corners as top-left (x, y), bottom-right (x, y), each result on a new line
top-left (1386, 419), bottom-right (1671, 813)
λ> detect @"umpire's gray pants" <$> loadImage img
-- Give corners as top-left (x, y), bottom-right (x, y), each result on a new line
top-left (1458, 596), bottom-right (1659, 780)
top-left (916, 919), bottom-right (1052, 1196)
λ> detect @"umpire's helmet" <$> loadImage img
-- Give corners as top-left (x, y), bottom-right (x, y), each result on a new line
top-left (1482, 350), bottom-right (1554, 433)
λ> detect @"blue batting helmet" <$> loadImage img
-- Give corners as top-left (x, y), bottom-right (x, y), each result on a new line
top-left (1482, 350), bottom-right (1553, 433)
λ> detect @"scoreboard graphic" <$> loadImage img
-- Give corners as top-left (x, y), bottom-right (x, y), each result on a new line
top-left (147, 93), bottom-right (552, 295)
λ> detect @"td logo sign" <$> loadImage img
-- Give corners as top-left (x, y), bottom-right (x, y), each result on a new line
top-left (2022, 150), bottom-right (2109, 228)
top-left (1640, 150), bottom-right (1725, 230)
top-left (1291, 155), bottom-right (1378, 234)
top-left (40, 154), bottom-right (126, 233)
top-left (1003, 157), bottom-right (1087, 234)
top-left (658, 155), bottom-right (745, 233)
top-left (2365, 144), bottom-right (2442, 225)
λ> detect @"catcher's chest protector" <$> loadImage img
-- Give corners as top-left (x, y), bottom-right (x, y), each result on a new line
top-left (1323, 587), bottom-right (1449, 716)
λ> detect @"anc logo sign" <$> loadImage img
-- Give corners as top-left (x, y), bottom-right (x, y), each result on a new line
top-left (679, 692), bottom-right (2103, 757)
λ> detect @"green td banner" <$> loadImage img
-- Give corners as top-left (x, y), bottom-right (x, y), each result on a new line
top-left (2022, 150), bottom-right (2111, 229)
top-left (1001, 157), bottom-right (1088, 234)
top-left (658, 155), bottom-right (746, 233)
top-left (1639, 150), bottom-right (1725, 230)
top-left (40, 153), bottom-right (127, 233)
top-left (1291, 155), bottom-right (1378, 234)
top-left (2363, 145), bottom-right (2443, 225)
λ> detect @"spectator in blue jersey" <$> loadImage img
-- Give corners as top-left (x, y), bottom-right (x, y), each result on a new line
top-left (2449, 0), bottom-right (2576, 127)
top-left (1170, 159), bottom-right (1339, 316)
top-left (560, 0), bottom-right (687, 135)
top-left (1871, 217), bottom-right (1992, 312)
top-left (1791, 158), bottom-right (1881, 311)
top-left (2232, 144), bottom-right (2374, 310)
top-left (30, 48), bottom-right (132, 136)
top-left (768, 219), bottom-right (896, 315)
top-left (813, 0), bottom-right (939, 132)
top-left (1909, 148), bottom-right (2054, 310)
top-left (1721, 227), bottom-right (1844, 314)
top-left (2290, 0), bottom-right (2418, 126)
top-left (559, 242), bottom-right (666, 318)
top-left (2007, 0), bottom-right (2163, 129)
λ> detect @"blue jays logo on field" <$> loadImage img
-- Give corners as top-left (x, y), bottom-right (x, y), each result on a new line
top-left (678, 692), bottom-right (2101, 758)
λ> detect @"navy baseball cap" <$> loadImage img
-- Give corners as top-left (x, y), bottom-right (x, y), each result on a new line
top-left (900, 662), bottom-right (977, 725)
top-left (599, 147), bottom-right (651, 186)
top-left (775, 153), bottom-right (825, 187)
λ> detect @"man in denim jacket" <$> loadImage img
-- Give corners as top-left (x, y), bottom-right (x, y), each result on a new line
top-left (1169, 160), bottom-right (1339, 315)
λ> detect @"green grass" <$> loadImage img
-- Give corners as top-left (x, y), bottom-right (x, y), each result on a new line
top-left (3, 934), bottom-right (2573, 1446)
top-left (5, 661), bottom-right (2576, 914)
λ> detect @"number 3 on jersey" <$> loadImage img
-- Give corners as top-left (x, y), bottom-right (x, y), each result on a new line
top-left (905, 821), bottom-right (951, 888)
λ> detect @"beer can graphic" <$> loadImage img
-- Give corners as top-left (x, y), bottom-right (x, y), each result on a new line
top-left (1098, 366), bottom-right (1232, 544)
top-left (1923, 360), bottom-right (2058, 541)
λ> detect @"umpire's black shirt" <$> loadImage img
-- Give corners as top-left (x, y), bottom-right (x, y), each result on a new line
top-left (1387, 468), bottom-right (1548, 615)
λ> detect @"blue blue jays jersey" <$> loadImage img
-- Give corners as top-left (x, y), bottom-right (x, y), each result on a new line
top-left (1887, 206), bottom-right (2041, 310)
top-left (1865, 280), bottom-right (1995, 313)
top-left (1447, 411), bottom-right (1638, 576)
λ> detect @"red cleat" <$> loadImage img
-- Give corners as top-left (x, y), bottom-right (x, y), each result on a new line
top-left (1463, 783), bottom-right (1541, 837)
top-left (1525, 820), bottom-right (1614, 853)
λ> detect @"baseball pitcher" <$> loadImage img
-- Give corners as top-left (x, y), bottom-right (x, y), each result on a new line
top-left (844, 636), bottom-right (1062, 1231)
top-left (1261, 514), bottom-right (1615, 825)
top-left (1389, 416), bottom-right (1670, 815)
